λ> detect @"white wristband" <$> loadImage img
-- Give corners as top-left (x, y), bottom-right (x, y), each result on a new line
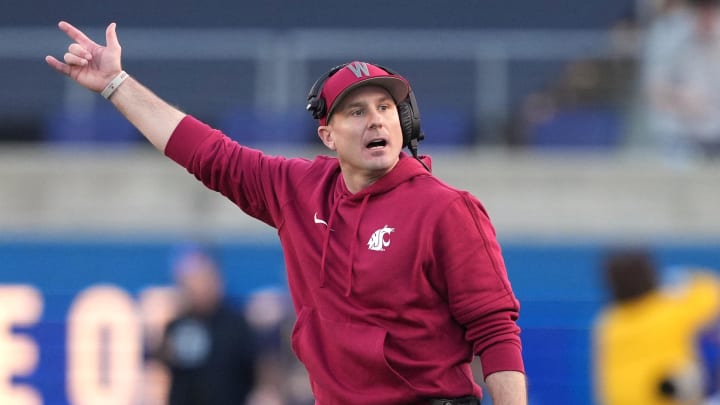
top-left (101, 71), bottom-right (129, 99)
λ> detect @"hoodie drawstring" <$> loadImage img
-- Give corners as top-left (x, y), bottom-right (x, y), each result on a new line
top-left (345, 194), bottom-right (370, 296)
top-left (319, 197), bottom-right (342, 288)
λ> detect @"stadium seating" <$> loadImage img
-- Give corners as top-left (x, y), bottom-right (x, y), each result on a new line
top-left (217, 107), bottom-right (316, 146)
top-left (44, 104), bottom-right (142, 144)
top-left (418, 107), bottom-right (475, 146)
top-left (528, 107), bottom-right (623, 149)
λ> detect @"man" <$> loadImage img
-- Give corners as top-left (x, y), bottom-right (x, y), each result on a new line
top-left (46, 21), bottom-right (526, 404)
top-left (158, 246), bottom-right (257, 405)
top-left (593, 249), bottom-right (720, 405)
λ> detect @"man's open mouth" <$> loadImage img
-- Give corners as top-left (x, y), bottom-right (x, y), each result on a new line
top-left (366, 139), bottom-right (387, 149)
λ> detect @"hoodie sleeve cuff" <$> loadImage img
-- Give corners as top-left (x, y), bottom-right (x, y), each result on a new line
top-left (479, 341), bottom-right (525, 378)
top-left (164, 115), bottom-right (215, 167)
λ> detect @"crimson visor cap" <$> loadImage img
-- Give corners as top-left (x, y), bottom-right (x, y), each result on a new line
top-left (319, 61), bottom-right (410, 125)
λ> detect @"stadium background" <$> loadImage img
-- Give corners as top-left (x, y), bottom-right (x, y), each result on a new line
top-left (2, 1), bottom-right (720, 404)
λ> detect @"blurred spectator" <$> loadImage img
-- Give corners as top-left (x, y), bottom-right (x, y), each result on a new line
top-left (505, 57), bottom-right (633, 149)
top-left (157, 245), bottom-right (258, 405)
top-left (504, 7), bottom-right (639, 151)
top-left (592, 248), bottom-right (720, 405)
top-left (638, 0), bottom-right (720, 161)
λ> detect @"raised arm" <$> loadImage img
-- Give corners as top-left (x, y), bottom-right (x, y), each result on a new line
top-left (45, 21), bottom-right (185, 152)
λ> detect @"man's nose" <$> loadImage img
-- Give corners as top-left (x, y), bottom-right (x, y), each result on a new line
top-left (368, 108), bottom-right (384, 128)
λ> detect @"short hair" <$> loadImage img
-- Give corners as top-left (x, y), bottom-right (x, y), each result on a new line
top-left (603, 248), bottom-right (658, 303)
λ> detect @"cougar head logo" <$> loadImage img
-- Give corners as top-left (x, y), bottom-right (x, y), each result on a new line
top-left (367, 225), bottom-right (395, 252)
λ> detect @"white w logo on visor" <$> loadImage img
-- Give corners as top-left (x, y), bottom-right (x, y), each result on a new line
top-left (367, 225), bottom-right (395, 252)
top-left (347, 62), bottom-right (370, 78)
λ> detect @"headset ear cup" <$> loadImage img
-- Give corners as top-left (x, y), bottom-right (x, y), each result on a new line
top-left (397, 101), bottom-right (417, 147)
top-left (307, 64), bottom-right (347, 122)
top-left (309, 98), bottom-right (325, 120)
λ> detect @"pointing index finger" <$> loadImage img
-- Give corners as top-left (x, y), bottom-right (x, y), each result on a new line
top-left (58, 21), bottom-right (98, 48)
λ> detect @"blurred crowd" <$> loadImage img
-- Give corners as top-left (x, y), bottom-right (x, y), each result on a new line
top-left (3, 0), bottom-right (720, 165)
top-left (506, 0), bottom-right (720, 162)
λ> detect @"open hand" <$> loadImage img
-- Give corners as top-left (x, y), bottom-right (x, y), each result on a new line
top-left (45, 21), bottom-right (123, 93)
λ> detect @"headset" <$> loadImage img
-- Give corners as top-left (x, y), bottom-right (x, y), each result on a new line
top-left (306, 63), bottom-right (426, 154)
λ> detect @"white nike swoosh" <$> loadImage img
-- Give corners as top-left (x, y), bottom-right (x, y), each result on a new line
top-left (314, 212), bottom-right (328, 227)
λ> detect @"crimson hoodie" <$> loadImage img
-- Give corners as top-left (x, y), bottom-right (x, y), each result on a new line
top-left (165, 116), bottom-right (524, 405)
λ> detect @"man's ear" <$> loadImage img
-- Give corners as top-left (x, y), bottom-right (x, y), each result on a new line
top-left (317, 126), bottom-right (336, 150)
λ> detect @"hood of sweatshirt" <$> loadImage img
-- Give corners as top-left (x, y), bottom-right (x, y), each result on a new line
top-left (319, 153), bottom-right (432, 296)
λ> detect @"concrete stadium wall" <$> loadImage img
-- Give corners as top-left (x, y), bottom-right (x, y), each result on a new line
top-left (1, 145), bottom-right (718, 242)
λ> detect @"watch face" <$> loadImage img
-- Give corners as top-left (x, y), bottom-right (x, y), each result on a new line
top-left (168, 319), bottom-right (211, 368)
